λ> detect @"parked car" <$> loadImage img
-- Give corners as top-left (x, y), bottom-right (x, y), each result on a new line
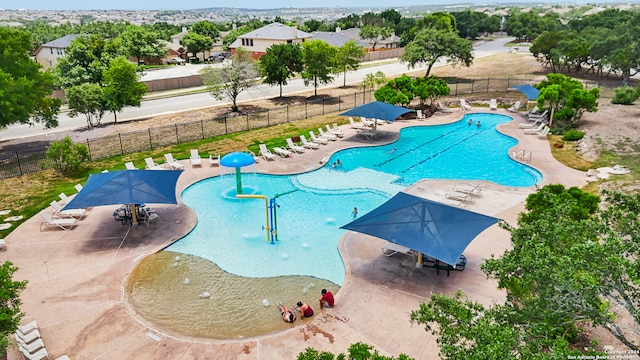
top-left (167, 57), bottom-right (186, 65)
top-left (206, 52), bottom-right (231, 63)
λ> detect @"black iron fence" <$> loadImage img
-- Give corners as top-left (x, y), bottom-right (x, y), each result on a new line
top-left (0, 77), bottom-right (598, 180)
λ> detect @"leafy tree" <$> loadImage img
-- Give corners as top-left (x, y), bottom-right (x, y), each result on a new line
top-left (374, 74), bottom-right (414, 106)
top-left (259, 44), bottom-right (303, 97)
top-left (359, 25), bottom-right (393, 50)
top-left (44, 136), bottom-right (90, 173)
top-left (191, 21), bottom-right (219, 42)
top-left (103, 56), bottom-right (147, 122)
top-left (304, 19), bottom-right (326, 32)
top-left (301, 40), bottom-right (337, 96)
top-left (452, 10), bottom-right (487, 39)
top-left (120, 25), bottom-right (167, 64)
top-left (400, 28), bottom-right (473, 76)
top-left (0, 261), bottom-right (28, 353)
top-left (55, 34), bottom-right (112, 88)
top-left (180, 32), bottom-right (214, 61)
top-left (298, 342), bottom-right (412, 360)
top-left (202, 48), bottom-right (259, 112)
top-left (413, 76), bottom-right (450, 110)
top-left (536, 73), bottom-right (599, 127)
top-left (361, 71), bottom-right (387, 92)
top-left (335, 40), bottom-right (365, 87)
top-left (66, 83), bottom-right (107, 128)
top-left (0, 27), bottom-right (60, 129)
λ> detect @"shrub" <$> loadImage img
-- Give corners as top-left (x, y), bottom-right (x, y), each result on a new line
top-left (562, 129), bottom-right (585, 141)
top-left (611, 86), bottom-right (638, 104)
top-left (43, 136), bottom-right (90, 173)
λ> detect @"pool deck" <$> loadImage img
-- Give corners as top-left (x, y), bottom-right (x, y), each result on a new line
top-left (1, 109), bottom-right (587, 360)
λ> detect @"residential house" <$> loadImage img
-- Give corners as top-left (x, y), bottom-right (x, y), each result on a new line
top-left (33, 34), bottom-right (81, 69)
top-left (311, 27), bottom-right (368, 48)
top-left (228, 22), bottom-right (313, 59)
top-left (339, 28), bottom-right (400, 50)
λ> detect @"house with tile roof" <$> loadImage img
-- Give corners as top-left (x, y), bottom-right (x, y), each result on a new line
top-left (228, 22), bottom-right (313, 59)
top-left (33, 34), bottom-right (82, 69)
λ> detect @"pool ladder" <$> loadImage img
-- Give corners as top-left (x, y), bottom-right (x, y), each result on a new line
top-left (512, 149), bottom-right (532, 163)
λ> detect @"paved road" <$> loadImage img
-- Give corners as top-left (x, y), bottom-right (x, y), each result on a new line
top-left (0, 37), bottom-right (516, 142)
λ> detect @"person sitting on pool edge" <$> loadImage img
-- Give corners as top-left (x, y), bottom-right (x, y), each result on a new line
top-left (319, 289), bottom-right (334, 309)
top-left (277, 302), bottom-right (296, 323)
top-left (296, 301), bottom-right (314, 318)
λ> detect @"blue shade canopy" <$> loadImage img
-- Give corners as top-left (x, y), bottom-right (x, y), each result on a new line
top-left (510, 84), bottom-right (540, 101)
top-left (340, 192), bottom-right (500, 265)
top-left (339, 101), bottom-right (413, 121)
top-left (220, 152), bottom-right (255, 167)
top-left (63, 170), bottom-right (182, 210)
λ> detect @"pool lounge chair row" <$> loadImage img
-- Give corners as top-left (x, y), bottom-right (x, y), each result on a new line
top-left (14, 318), bottom-right (70, 360)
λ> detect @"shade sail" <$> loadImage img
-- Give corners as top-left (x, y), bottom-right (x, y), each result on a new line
top-left (340, 192), bottom-right (499, 265)
top-left (63, 170), bottom-right (182, 210)
top-left (510, 84), bottom-right (540, 101)
top-left (339, 101), bottom-right (413, 121)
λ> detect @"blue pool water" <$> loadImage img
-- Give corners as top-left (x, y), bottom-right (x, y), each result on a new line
top-left (166, 113), bottom-right (541, 286)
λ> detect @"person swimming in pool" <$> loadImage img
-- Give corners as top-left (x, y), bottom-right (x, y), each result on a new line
top-left (468, 118), bottom-right (473, 126)
top-left (277, 302), bottom-right (296, 323)
top-left (476, 120), bottom-right (481, 127)
top-left (351, 207), bottom-right (358, 218)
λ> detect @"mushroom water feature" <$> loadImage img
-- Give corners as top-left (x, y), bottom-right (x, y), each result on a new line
top-left (220, 152), bottom-right (255, 194)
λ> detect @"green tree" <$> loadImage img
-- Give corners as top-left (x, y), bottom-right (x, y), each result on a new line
top-left (359, 25), bottom-right (393, 50)
top-left (0, 27), bottom-right (60, 129)
top-left (180, 32), bottom-right (214, 62)
top-left (400, 28), bottom-right (473, 76)
top-left (120, 25), bottom-right (167, 64)
top-left (536, 73), bottom-right (599, 127)
top-left (44, 136), bottom-right (90, 173)
top-left (335, 40), bottom-right (365, 87)
top-left (0, 261), bottom-right (28, 353)
top-left (413, 76), bottom-right (450, 110)
top-left (55, 34), bottom-right (112, 88)
top-left (103, 56), bottom-right (147, 122)
top-left (202, 48), bottom-right (259, 112)
top-left (191, 21), bottom-right (219, 42)
top-left (259, 44), bottom-right (303, 97)
top-left (301, 40), bottom-right (337, 96)
top-left (374, 74), bottom-right (414, 106)
top-left (298, 342), bottom-right (412, 360)
top-left (361, 71), bottom-right (387, 92)
top-left (66, 83), bottom-right (107, 128)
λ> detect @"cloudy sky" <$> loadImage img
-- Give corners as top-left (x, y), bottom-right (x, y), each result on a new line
top-left (4, 0), bottom-right (623, 11)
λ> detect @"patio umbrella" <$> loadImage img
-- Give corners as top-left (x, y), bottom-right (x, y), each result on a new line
top-left (63, 170), bottom-right (182, 223)
top-left (340, 192), bottom-right (499, 265)
top-left (510, 84), bottom-right (540, 101)
top-left (339, 101), bottom-right (413, 122)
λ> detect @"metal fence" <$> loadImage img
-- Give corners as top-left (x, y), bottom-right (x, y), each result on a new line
top-left (0, 77), bottom-right (598, 180)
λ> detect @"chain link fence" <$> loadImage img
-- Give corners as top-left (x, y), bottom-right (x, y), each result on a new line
top-left (0, 77), bottom-right (598, 180)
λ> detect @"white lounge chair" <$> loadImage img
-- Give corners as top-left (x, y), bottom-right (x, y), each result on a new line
top-left (416, 109), bottom-right (426, 119)
top-left (259, 144), bottom-right (276, 161)
top-left (300, 135), bottom-right (320, 149)
top-left (528, 109), bottom-right (549, 120)
top-left (50, 200), bottom-right (87, 219)
top-left (453, 184), bottom-right (482, 196)
top-left (273, 147), bottom-right (293, 158)
top-left (17, 319), bottom-right (39, 335)
top-left (537, 126), bottom-right (550, 139)
top-left (18, 343), bottom-right (49, 360)
top-left (348, 117), bottom-right (364, 129)
top-left (518, 117), bottom-right (543, 128)
top-left (38, 210), bottom-right (77, 231)
top-left (143, 209), bottom-right (160, 227)
top-left (332, 123), bottom-right (345, 135)
top-left (189, 149), bottom-right (202, 167)
top-left (382, 242), bottom-right (415, 257)
top-left (74, 184), bottom-right (83, 193)
top-left (15, 335), bottom-right (45, 354)
top-left (374, 118), bottom-right (388, 125)
top-left (445, 192), bottom-right (473, 203)
top-left (309, 131), bottom-right (329, 145)
top-left (245, 150), bottom-right (260, 163)
top-left (286, 138), bottom-right (305, 153)
top-left (15, 328), bottom-right (41, 344)
top-left (460, 99), bottom-right (472, 111)
top-left (144, 157), bottom-right (164, 170)
top-left (507, 101), bottom-right (521, 113)
top-left (0, 239), bottom-right (5, 252)
top-left (326, 124), bottom-right (344, 137)
top-left (317, 128), bottom-right (337, 141)
top-left (58, 192), bottom-right (71, 205)
top-left (125, 161), bottom-right (137, 170)
top-left (437, 102), bottom-right (454, 113)
top-left (360, 117), bottom-right (374, 127)
top-left (524, 123), bottom-right (546, 134)
top-left (208, 154), bottom-right (220, 167)
top-left (164, 153), bottom-right (184, 170)
top-left (489, 99), bottom-right (498, 110)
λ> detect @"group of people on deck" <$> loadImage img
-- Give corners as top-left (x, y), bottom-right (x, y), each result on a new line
top-left (278, 288), bottom-right (335, 323)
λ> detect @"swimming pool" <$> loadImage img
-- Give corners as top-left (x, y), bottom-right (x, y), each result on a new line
top-left (126, 113), bottom-right (541, 339)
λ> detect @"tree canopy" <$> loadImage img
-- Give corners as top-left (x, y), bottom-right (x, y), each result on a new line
top-left (259, 43), bottom-right (304, 97)
top-left (103, 56), bottom-right (148, 122)
top-left (335, 40), bottom-right (365, 87)
top-left (400, 28), bottom-right (473, 76)
top-left (301, 40), bottom-right (337, 96)
top-left (119, 25), bottom-right (167, 64)
top-left (0, 27), bottom-right (60, 129)
top-left (359, 25), bottom-right (393, 50)
top-left (202, 48), bottom-right (259, 112)
top-left (0, 261), bottom-right (28, 353)
top-left (180, 32), bottom-right (214, 61)
top-left (536, 73), bottom-right (599, 127)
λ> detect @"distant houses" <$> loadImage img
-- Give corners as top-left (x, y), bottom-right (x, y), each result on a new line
top-left (228, 22), bottom-right (313, 59)
top-left (33, 34), bottom-right (81, 69)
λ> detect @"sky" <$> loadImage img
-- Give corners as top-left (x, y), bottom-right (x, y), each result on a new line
top-left (2, 0), bottom-right (630, 11)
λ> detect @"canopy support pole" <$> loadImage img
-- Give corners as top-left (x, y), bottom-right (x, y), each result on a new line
top-left (416, 252), bottom-right (423, 268)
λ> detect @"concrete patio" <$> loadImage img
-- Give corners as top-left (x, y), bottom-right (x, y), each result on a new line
top-left (1, 109), bottom-right (587, 360)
